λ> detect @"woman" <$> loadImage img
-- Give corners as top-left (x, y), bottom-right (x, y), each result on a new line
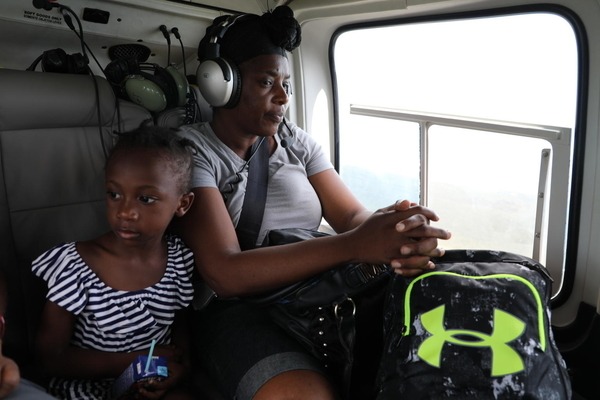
top-left (178, 6), bottom-right (451, 400)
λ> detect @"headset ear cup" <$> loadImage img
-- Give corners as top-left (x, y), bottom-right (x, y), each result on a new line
top-left (41, 48), bottom-right (69, 73)
top-left (67, 53), bottom-right (88, 74)
top-left (124, 74), bottom-right (167, 112)
top-left (196, 13), bottom-right (254, 108)
top-left (104, 59), bottom-right (126, 84)
top-left (196, 58), bottom-right (239, 108)
top-left (149, 66), bottom-right (179, 109)
top-left (105, 58), bottom-right (139, 85)
top-left (166, 66), bottom-right (189, 107)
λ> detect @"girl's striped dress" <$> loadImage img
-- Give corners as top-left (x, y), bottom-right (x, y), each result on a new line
top-left (32, 235), bottom-right (195, 400)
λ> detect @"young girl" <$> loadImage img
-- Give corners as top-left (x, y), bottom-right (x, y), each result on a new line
top-left (32, 126), bottom-right (196, 399)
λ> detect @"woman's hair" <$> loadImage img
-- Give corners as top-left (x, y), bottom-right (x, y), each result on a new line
top-left (108, 125), bottom-right (197, 194)
top-left (197, 5), bottom-right (302, 66)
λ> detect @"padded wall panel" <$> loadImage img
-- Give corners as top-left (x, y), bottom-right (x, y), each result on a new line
top-left (0, 70), bottom-right (118, 131)
top-left (11, 202), bottom-right (109, 262)
top-left (2, 128), bottom-right (107, 211)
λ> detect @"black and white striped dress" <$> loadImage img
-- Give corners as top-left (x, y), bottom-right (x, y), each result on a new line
top-left (32, 235), bottom-right (195, 400)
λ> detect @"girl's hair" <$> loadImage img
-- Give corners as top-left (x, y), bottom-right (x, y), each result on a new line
top-left (108, 125), bottom-right (197, 194)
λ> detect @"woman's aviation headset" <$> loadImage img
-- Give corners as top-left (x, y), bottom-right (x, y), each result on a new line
top-left (197, 12), bottom-right (296, 148)
top-left (196, 14), bottom-right (253, 108)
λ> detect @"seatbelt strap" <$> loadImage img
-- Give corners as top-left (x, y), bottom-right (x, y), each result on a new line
top-left (193, 136), bottom-right (269, 310)
top-left (236, 137), bottom-right (269, 250)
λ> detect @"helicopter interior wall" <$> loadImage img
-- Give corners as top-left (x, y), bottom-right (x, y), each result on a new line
top-left (2, 0), bottom-right (600, 398)
top-left (0, 0), bottom-right (214, 78)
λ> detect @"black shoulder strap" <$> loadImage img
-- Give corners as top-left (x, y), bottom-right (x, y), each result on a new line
top-left (236, 137), bottom-right (269, 250)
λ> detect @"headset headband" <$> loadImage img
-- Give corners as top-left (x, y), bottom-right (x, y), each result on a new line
top-left (204, 14), bottom-right (253, 60)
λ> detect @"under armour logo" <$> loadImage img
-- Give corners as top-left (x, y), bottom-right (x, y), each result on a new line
top-left (418, 305), bottom-right (526, 376)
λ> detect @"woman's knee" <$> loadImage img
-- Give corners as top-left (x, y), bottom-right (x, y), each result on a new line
top-left (252, 370), bottom-right (339, 400)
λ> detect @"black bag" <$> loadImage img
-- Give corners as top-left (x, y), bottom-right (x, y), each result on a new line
top-left (376, 249), bottom-right (572, 400)
top-left (253, 228), bottom-right (392, 398)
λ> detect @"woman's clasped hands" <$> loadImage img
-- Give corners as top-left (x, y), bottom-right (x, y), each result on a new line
top-left (349, 199), bottom-right (452, 277)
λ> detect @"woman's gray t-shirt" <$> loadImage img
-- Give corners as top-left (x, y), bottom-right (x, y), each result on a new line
top-left (178, 121), bottom-right (334, 245)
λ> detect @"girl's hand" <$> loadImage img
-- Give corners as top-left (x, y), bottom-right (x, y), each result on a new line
top-left (135, 360), bottom-right (188, 399)
top-left (133, 343), bottom-right (189, 399)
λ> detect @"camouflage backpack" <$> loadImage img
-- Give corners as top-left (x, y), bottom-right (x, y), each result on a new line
top-left (376, 250), bottom-right (572, 400)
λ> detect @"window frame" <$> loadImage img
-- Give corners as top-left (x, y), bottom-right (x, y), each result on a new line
top-left (329, 4), bottom-right (588, 306)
